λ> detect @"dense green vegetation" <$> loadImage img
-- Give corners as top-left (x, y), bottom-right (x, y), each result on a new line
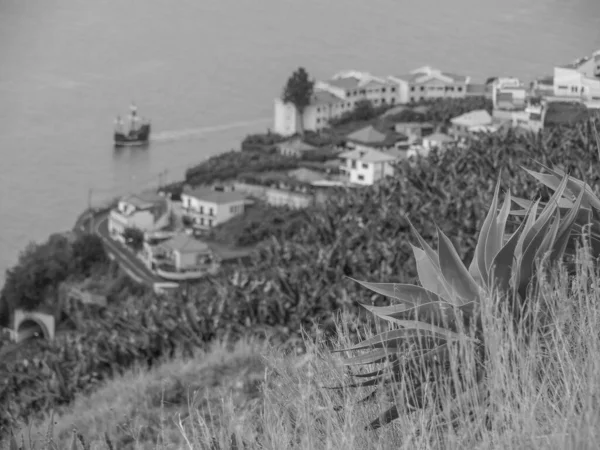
top-left (0, 233), bottom-right (108, 326)
top-left (282, 67), bottom-right (315, 135)
top-left (207, 203), bottom-right (310, 247)
top-left (184, 149), bottom-right (301, 187)
top-left (3, 116), bottom-right (600, 434)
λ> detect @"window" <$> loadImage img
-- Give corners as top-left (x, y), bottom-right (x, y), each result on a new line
top-left (557, 85), bottom-right (568, 90)
top-left (381, 88), bottom-right (386, 93)
top-left (199, 206), bottom-right (204, 214)
top-left (316, 118), bottom-right (320, 123)
top-left (200, 217), bottom-right (204, 225)
top-left (391, 87), bottom-right (396, 92)
top-left (362, 163), bottom-right (369, 169)
top-left (209, 207), bottom-right (214, 216)
top-left (571, 86), bottom-right (578, 93)
top-left (208, 219), bottom-right (213, 227)
top-left (358, 175), bottom-right (365, 181)
top-left (420, 86), bottom-right (425, 91)
top-left (353, 90), bottom-right (357, 96)
top-left (457, 87), bottom-right (463, 92)
top-left (410, 86), bottom-right (415, 92)
top-left (351, 160), bottom-right (357, 169)
top-left (346, 92), bottom-right (350, 97)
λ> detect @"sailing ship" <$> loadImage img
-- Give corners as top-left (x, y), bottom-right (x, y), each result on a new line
top-left (114, 103), bottom-right (151, 147)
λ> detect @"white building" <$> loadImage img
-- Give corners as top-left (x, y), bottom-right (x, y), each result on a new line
top-left (421, 133), bottom-right (455, 152)
top-left (552, 66), bottom-right (600, 103)
top-left (316, 70), bottom-right (401, 107)
top-left (273, 89), bottom-right (348, 136)
top-left (273, 70), bottom-right (401, 136)
top-left (492, 77), bottom-right (528, 110)
top-left (388, 66), bottom-right (471, 104)
top-left (108, 192), bottom-right (171, 240)
top-left (339, 147), bottom-right (404, 186)
top-left (180, 186), bottom-right (248, 230)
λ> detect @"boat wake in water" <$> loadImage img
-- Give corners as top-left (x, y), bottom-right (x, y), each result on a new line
top-left (151, 118), bottom-right (271, 142)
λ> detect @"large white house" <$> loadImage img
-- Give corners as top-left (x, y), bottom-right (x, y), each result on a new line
top-left (108, 192), bottom-right (171, 240)
top-left (273, 70), bottom-right (400, 136)
top-left (180, 186), bottom-right (248, 230)
top-left (552, 66), bottom-right (600, 103)
top-left (316, 71), bottom-right (401, 107)
top-left (388, 66), bottom-right (471, 104)
top-left (273, 89), bottom-right (348, 136)
top-left (339, 147), bottom-right (404, 186)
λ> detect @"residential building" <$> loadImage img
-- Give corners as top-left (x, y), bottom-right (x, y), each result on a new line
top-left (552, 66), bottom-right (600, 103)
top-left (273, 89), bottom-right (347, 136)
top-left (153, 235), bottom-right (215, 271)
top-left (491, 78), bottom-right (528, 111)
top-left (108, 192), bottom-right (171, 240)
top-left (316, 70), bottom-right (401, 107)
top-left (449, 109), bottom-right (494, 138)
top-left (394, 122), bottom-right (434, 142)
top-left (345, 125), bottom-right (408, 151)
top-left (277, 136), bottom-right (319, 158)
top-left (339, 147), bottom-right (404, 186)
top-left (531, 76), bottom-right (554, 98)
top-left (389, 66), bottom-right (471, 104)
top-left (558, 51), bottom-right (600, 79)
top-left (180, 186), bottom-right (247, 230)
top-left (421, 133), bottom-right (455, 152)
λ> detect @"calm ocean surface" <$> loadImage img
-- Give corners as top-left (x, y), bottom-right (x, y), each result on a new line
top-left (0, 0), bottom-right (599, 283)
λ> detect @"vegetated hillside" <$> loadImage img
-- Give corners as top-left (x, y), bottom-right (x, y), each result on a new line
top-left (3, 115), bottom-right (600, 434)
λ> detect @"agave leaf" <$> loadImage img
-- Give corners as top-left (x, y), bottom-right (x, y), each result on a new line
top-left (515, 198), bottom-right (541, 261)
top-left (350, 280), bottom-right (446, 306)
top-left (538, 207), bottom-right (561, 262)
top-left (517, 208), bottom-right (561, 300)
top-left (333, 328), bottom-right (441, 353)
top-left (368, 405), bottom-right (401, 430)
top-left (437, 227), bottom-right (481, 305)
top-left (528, 163), bottom-right (600, 210)
top-left (412, 245), bottom-right (451, 299)
top-left (521, 174), bottom-right (569, 253)
top-left (377, 301), bottom-right (474, 333)
top-left (469, 181), bottom-right (501, 287)
top-left (408, 217), bottom-right (441, 268)
top-left (512, 196), bottom-right (574, 212)
top-left (342, 348), bottom-right (396, 366)
top-left (486, 188), bottom-right (512, 275)
top-left (384, 318), bottom-right (476, 342)
top-left (488, 215), bottom-right (528, 295)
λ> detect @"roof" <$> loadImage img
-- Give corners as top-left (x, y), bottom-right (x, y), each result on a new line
top-left (424, 132), bottom-right (454, 143)
top-left (326, 76), bottom-right (361, 90)
top-left (339, 147), bottom-right (402, 163)
top-left (122, 191), bottom-right (166, 210)
top-left (450, 109), bottom-right (492, 126)
top-left (394, 121), bottom-right (434, 129)
top-left (346, 125), bottom-right (388, 144)
top-left (160, 234), bottom-right (211, 254)
top-left (394, 66), bottom-right (469, 84)
top-left (183, 187), bottom-right (247, 205)
top-left (287, 167), bottom-right (325, 183)
top-left (311, 89), bottom-right (345, 106)
top-left (560, 56), bottom-right (591, 70)
top-left (279, 136), bottom-right (318, 152)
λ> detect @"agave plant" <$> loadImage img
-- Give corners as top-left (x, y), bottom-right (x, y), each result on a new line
top-left (511, 163), bottom-right (600, 262)
top-left (333, 173), bottom-right (585, 430)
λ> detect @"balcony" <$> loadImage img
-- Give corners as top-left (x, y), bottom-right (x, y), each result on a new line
top-left (155, 261), bottom-right (220, 281)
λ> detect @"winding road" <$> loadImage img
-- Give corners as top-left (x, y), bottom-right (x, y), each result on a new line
top-left (90, 212), bottom-right (163, 287)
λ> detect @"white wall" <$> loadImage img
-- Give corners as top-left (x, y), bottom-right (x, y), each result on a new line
top-left (180, 193), bottom-right (245, 229)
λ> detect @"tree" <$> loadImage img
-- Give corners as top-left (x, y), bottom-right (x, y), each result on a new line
top-left (123, 227), bottom-right (145, 252)
top-left (282, 67), bottom-right (314, 136)
top-left (71, 233), bottom-right (108, 276)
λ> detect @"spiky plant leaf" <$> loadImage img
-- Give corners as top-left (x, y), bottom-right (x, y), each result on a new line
top-left (349, 279), bottom-right (442, 306)
top-left (437, 226), bottom-right (480, 305)
top-left (412, 245), bottom-right (451, 298)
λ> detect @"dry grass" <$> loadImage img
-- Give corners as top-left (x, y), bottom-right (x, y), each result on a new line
top-left (8, 254), bottom-right (600, 449)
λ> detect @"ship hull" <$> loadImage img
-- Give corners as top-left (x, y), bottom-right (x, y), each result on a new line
top-left (114, 124), bottom-right (151, 147)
